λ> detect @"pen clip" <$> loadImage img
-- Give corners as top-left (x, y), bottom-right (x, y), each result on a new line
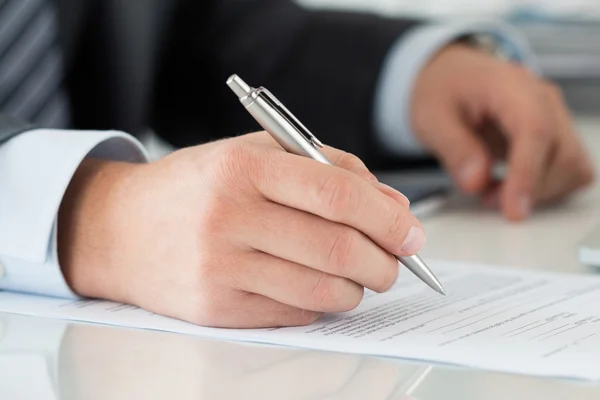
top-left (255, 88), bottom-right (324, 149)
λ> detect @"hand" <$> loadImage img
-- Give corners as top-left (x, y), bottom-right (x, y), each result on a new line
top-left (57, 132), bottom-right (424, 328)
top-left (411, 43), bottom-right (595, 221)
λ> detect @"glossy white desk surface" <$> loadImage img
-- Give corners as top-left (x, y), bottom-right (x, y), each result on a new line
top-left (3, 117), bottom-right (600, 399)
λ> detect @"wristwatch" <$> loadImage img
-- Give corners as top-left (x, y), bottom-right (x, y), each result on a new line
top-left (460, 32), bottom-right (518, 62)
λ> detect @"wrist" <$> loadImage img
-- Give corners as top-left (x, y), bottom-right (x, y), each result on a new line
top-left (57, 157), bottom-right (143, 302)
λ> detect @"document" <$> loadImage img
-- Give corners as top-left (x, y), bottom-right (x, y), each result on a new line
top-left (2, 260), bottom-right (600, 381)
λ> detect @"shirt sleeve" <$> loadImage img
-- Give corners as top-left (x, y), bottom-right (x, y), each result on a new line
top-left (0, 129), bottom-right (149, 298)
top-left (373, 19), bottom-right (540, 156)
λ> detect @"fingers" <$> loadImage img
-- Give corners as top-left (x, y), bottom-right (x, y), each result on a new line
top-left (236, 251), bottom-right (365, 313)
top-left (502, 126), bottom-right (549, 220)
top-left (322, 146), bottom-right (378, 183)
top-left (324, 147), bottom-right (411, 206)
top-left (535, 83), bottom-right (595, 203)
top-left (238, 201), bottom-right (399, 293)
top-left (372, 181), bottom-right (411, 206)
top-left (492, 77), bottom-right (594, 219)
top-left (477, 77), bottom-right (594, 217)
top-left (197, 291), bottom-right (323, 329)
top-left (250, 150), bottom-right (425, 258)
top-left (486, 70), bottom-right (554, 220)
top-left (243, 130), bottom-right (410, 205)
top-left (419, 113), bottom-right (493, 194)
top-left (242, 130), bottom-right (377, 182)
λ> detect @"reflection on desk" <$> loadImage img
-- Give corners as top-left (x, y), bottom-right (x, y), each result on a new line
top-left (2, 313), bottom-right (600, 400)
top-left (0, 314), bottom-right (421, 400)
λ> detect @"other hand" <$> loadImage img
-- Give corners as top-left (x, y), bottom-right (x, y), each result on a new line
top-left (411, 43), bottom-right (595, 221)
top-left (58, 131), bottom-right (423, 328)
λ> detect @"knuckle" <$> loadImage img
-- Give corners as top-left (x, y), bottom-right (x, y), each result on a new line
top-left (319, 173), bottom-right (359, 219)
top-left (336, 151), bottom-right (366, 170)
top-left (215, 140), bottom-right (250, 172)
top-left (213, 140), bottom-right (263, 186)
top-left (327, 229), bottom-right (357, 274)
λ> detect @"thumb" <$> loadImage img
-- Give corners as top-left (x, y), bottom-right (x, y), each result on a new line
top-left (423, 115), bottom-right (493, 194)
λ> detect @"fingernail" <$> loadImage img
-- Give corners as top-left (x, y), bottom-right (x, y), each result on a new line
top-left (518, 194), bottom-right (532, 218)
top-left (400, 226), bottom-right (426, 255)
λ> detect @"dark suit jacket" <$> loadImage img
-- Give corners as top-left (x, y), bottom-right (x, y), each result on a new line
top-left (2, 0), bottom-right (432, 170)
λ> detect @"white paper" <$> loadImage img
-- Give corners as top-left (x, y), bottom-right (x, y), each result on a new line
top-left (2, 261), bottom-right (600, 381)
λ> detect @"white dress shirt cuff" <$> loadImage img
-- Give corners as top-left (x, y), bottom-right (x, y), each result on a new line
top-left (373, 19), bottom-right (539, 156)
top-left (0, 129), bottom-right (148, 298)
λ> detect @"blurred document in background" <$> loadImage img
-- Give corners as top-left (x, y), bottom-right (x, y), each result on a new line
top-left (297, 0), bottom-right (600, 19)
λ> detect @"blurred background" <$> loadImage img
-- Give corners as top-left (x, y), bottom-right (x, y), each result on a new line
top-left (145, 0), bottom-right (600, 157)
top-left (297, 0), bottom-right (600, 116)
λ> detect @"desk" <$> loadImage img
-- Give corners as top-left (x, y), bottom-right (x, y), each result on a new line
top-left (2, 118), bottom-right (600, 399)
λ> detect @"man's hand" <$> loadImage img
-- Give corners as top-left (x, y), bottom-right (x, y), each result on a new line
top-left (411, 43), bottom-right (595, 221)
top-left (57, 132), bottom-right (424, 328)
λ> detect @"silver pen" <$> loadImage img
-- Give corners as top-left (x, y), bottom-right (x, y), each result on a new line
top-left (226, 74), bottom-right (446, 296)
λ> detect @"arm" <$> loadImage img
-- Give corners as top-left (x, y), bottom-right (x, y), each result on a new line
top-left (150, 1), bottom-right (538, 171)
top-left (151, 0), bottom-right (419, 168)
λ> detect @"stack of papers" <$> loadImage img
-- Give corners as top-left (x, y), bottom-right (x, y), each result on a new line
top-left (1, 261), bottom-right (600, 381)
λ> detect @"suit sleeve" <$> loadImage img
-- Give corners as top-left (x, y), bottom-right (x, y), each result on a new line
top-left (0, 114), bottom-right (37, 145)
top-left (150, 0), bottom-right (422, 169)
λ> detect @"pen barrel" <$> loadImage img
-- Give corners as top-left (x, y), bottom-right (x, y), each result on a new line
top-left (227, 75), bottom-right (252, 98)
top-left (245, 96), bottom-right (332, 166)
top-left (227, 75), bottom-right (444, 296)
